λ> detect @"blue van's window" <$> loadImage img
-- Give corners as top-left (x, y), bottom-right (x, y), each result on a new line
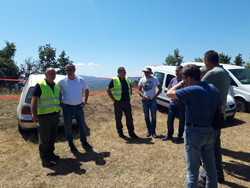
top-left (165, 74), bottom-right (175, 88)
top-left (154, 72), bottom-right (164, 86)
top-left (229, 69), bottom-right (250, 84)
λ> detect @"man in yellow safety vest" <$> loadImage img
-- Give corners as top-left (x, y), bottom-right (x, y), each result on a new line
top-left (106, 67), bottom-right (138, 139)
top-left (31, 67), bottom-right (60, 167)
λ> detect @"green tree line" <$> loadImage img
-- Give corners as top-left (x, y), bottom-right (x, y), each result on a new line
top-left (163, 48), bottom-right (250, 70)
top-left (0, 41), bottom-right (73, 89)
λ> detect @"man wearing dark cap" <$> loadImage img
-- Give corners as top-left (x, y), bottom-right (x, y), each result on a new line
top-left (138, 67), bottom-right (162, 138)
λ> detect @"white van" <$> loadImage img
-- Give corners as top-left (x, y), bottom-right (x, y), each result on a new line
top-left (16, 74), bottom-right (76, 132)
top-left (144, 65), bottom-right (236, 118)
top-left (182, 62), bottom-right (250, 112)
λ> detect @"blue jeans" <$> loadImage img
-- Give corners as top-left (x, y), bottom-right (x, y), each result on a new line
top-left (167, 103), bottom-right (185, 138)
top-left (185, 126), bottom-right (217, 188)
top-left (142, 99), bottom-right (157, 134)
top-left (63, 105), bottom-right (87, 146)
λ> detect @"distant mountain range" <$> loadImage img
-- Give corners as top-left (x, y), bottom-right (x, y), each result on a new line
top-left (79, 75), bottom-right (141, 89)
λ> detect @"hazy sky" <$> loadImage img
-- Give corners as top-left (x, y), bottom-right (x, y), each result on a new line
top-left (1, 0), bottom-right (250, 78)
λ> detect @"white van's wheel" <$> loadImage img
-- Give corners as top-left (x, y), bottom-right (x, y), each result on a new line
top-left (235, 98), bottom-right (246, 112)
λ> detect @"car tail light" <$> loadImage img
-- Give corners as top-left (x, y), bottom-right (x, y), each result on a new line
top-left (21, 105), bottom-right (31, 115)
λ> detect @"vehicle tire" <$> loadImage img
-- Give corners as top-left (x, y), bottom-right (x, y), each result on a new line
top-left (235, 97), bottom-right (246, 112)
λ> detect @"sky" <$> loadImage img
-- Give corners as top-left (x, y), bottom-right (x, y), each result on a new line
top-left (1, 0), bottom-right (250, 78)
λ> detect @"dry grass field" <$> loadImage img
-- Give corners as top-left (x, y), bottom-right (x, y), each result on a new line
top-left (0, 90), bottom-right (250, 188)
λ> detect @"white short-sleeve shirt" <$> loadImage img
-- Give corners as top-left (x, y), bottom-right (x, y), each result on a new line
top-left (58, 75), bottom-right (89, 105)
top-left (138, 76), bottom-right (160, 100)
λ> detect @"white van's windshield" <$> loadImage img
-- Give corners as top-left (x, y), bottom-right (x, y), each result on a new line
top-left (229, 69), bottom-right (250, 84)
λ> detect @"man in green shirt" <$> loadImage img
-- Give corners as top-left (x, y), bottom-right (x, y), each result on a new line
top-left (199, 50), bottom-right (231, 187)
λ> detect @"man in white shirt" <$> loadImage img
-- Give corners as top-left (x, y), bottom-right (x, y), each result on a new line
top-left (138, 67), bottom-right (162, 138)
top-left (58, 64), bottom-right (92, 152)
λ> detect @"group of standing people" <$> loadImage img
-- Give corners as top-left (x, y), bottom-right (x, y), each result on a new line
top-left (31, 64), bottom-right (92, 167)
top-left (166, 50), bottom-right (230, 188)
top-left (31, 50), bottom-right (230, 188)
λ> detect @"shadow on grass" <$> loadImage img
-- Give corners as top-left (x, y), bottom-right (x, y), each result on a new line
top-left (222, 181), bottom-right (248, 188)
top-left (221, 148), bottom-right (250, 163)
top-left (157, 105), bottom-right (168, 114)
top-left (123, 136), bottom-right (154, 145)
top-left (47, 158), bottom-right (86, 176)
top-left (19, 124), bottom-right (90, 144)
top-left (223, 160), bottom-right (250, 183)
top-left (73, 149), bottom-right (110, 165)
top-left (47, 149), bottom-right (110, 176)
top-left (225, 118), bottom-right (246, 128)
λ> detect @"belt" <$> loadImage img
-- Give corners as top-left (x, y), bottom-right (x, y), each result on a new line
top-left (66, 104), bottom-right (82, 108)
top-left (186, 122), bottom-right (210, 128)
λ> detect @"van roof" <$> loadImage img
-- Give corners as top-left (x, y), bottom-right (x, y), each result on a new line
top-left (182, 62), bottom-right (245, 70)
top-left (28, 74), bottom-right (66, 86)
top-left (145, 65), bottom-right (177, 71)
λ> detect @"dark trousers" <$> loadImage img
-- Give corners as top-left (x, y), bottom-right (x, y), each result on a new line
top-left (114, 100), bottom-right (134, 134)
top-left (37, 112), bottom-right (60, 160)
top-left (200, 129), bottom-right (224, 181)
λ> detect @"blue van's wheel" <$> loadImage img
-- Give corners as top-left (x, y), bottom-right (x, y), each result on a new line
top-left (235, 98), bottom-right (246, 112)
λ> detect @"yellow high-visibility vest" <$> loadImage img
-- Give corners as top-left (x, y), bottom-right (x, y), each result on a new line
top-left (111, 77), bottom-right (131, 101)
top-left (36, 80), bottom-right (60, 115)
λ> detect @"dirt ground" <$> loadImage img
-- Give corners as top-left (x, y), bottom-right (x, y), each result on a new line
top-left (0, 92), bottom-right (249, 187)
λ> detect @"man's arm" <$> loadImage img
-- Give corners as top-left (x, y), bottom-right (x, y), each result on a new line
top-left (82, 89), bottom-right (89, 107)
top-left (152, 85), bottom-right (162, 100)
top-left (167, 81), bottom-right (185, 99)
top-left (106, 87), bottom-right (116, 102)
top-left (31, 96), bottom-right (38, 122)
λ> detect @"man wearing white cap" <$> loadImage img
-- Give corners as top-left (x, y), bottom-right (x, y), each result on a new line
top-left (138, 67), bottom-right (162, 138)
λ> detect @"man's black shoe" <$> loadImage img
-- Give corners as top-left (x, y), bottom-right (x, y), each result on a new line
top-left (50, 153), bottom-right (60, 160)
top-left (175, 137), bottom-right (183, 144)
top-left (42, 159), bottom-right (55, 168)
top-left (82, 142), bottom-right (93, 149)
top-left (146, 132), bottom-right (151, 137)
top-left (129, 132), bottom-right (139, 139)
top-left (162, 135), bottom-right (172, 141)
top-left (70, 144), bottom-right (78, 152)
top-left (198, 179), bottom-right (205, 188)
top-left (119, 132), bottom-right (125, 138)
top-left (152, 133), bottom-right (158, 138)
top-left (218, 177), bottom-right (225, 184)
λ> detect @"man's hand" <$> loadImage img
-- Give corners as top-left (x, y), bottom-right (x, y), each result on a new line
top-left (144, 95), bottom-right (150, 101)
top-left (80, 102), bottom-right (86, 107)
top-left (32, 115), bottom-right (38, 122)
top-left (60, 102), bottom-right (66, 108)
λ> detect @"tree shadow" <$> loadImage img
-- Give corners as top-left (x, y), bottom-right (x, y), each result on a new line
top-left (221, 148), bottom-right (250, 163)
top-left (73, 149), bottom-right (110, 165)
top-left (223, 160), bottom-right (250, 183)
top-left (47, 158), bottom-right (86, 176)
top-left (19, 124), bottom-right (91, 144)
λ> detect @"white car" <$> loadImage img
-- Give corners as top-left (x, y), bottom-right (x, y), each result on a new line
top-left (17, 74), bottom-right (76, 132)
